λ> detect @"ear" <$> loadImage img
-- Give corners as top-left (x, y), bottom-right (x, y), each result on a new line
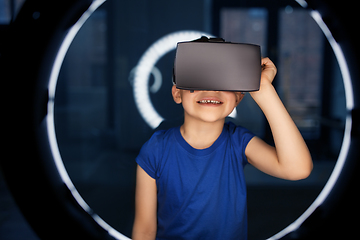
top-left (172, 85), bottom-right (182, 104)
top-left (234, 92), bottom-right (245, 107)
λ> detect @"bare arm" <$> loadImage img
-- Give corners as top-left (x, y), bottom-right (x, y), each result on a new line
top-left (245, 58), bottom-right (313, 180)
top-left (132, 165), bottom-right (157, 240)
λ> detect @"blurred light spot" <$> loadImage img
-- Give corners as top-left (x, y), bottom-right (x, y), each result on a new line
top-left (132, 30), bottom-right (214, 129)
top-left (294, 0), bottom-right (308, 8)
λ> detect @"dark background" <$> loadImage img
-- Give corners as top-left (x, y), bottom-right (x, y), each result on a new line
top-left (0, 0), bottom-right (358, 239)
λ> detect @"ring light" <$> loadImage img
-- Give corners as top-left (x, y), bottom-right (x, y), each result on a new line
top-left (1, 0), bottom-right (358, 239)
top-left (47, 0), bottom-right (128, 239)
top-left (132, 30), bottom-right (214, 129)
top-left (269, 9), bottom-right (354, 240)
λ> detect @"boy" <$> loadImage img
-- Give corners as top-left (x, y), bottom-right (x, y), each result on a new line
top-left (132, 57), bottom-right (313, 240)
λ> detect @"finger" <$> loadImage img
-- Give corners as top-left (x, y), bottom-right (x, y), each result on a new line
top-left (261, 57), bottom-right (277, 74)
top-left (261, 57), bottom-right (270, 65)
top-left (261, 57), bottom-right (274, 67)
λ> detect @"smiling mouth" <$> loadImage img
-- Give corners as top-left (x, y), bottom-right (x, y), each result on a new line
top-left (197, 100), bottom-right (223, 104)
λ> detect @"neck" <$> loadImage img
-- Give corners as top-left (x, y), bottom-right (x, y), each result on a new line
top-left (180, 117), bottom-right (225, 149)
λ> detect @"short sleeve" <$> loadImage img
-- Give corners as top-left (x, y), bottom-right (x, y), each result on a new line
top-left (226, 122), bottom-right (255, 165)
top-left (135, 131), bottom-right (164, 179)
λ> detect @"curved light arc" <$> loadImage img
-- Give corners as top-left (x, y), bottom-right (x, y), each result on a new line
top-left (46, 0), bottom-right (129, 239)
top-left (133, 30), bottom-right (214, 129)
top-left (268, 9), bottom-right (354, 240)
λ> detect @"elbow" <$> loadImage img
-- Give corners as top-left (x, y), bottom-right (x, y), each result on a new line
top-left (283, 155), bottom-right (313, 181)
top-left (291, 168), bottom-right (312, 181)
top-left (288, 159), bottom-right (313, 181)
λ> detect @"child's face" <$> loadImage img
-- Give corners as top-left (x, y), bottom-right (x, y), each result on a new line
top-left (172, 86), bottom-right (244, 124)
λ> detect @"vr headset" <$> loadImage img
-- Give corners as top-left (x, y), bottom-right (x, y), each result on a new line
top-left (173, 36), bottom-right (261, 92)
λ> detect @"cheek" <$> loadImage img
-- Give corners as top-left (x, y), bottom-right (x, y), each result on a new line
top-left (179, 96), bottom-right (194, 110)
top-left (180, 91), bottom-right (198, 105)
top-left (225, 94), bottom-right (238, 107)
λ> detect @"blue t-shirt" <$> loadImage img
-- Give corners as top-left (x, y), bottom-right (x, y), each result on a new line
top-left (136, 122), bottom-right (255, 240)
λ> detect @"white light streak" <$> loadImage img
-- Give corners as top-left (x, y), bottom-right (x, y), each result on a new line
top-left (45, 2), bottom-right (355, 240)
top-left (46, 1), bottom-right (129, 239)
top-left (133, 30), bottom-right (214, 129)
top-left (294, 0), bottom-right (308, 8)
top-left (149, 66), bottom-right (162, 93)
top-left (228, 108), bottom-right (237, 118)
top-left (268, 10), bottom-right (354, 240)
top-left (310, 10), bottom-right (354, 111)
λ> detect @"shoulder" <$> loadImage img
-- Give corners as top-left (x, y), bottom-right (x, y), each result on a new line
top-left (224, 122), bottom-right (256, 150)
top-left (148, 127), bottom-right (177, 145)
top-left (136, 127), bottom-right (178, 179)
top-left (224, 122), bottom-right (255, 139)
top-left (138, 127), bottom-right (178, 156)
top-left (224, 122), bottom-right (256, 164)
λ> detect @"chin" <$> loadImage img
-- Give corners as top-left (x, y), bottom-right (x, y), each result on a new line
top-left (199, 116), bottom-right (226, 124)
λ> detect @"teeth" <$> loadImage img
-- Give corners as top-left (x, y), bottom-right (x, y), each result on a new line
top-left (199, 100), bottom-right (221, 104)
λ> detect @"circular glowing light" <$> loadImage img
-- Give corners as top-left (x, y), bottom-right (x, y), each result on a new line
top-left (37, 1), bottom-right (355, 239)
top-left (129, 66), bottom-right (163, 94)
top-left (47, 0), bottom-right (129, 239)
top-left (268, 9), bottom-right (354, 240)
top-left (132, 30), bottom-right (214, 129)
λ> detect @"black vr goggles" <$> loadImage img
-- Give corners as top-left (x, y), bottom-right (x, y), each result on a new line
top-left (173, 36), bottom-right (261, 92)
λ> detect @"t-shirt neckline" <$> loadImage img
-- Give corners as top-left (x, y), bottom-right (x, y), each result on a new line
top-left (174, 125), bottom-right (227, 156)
